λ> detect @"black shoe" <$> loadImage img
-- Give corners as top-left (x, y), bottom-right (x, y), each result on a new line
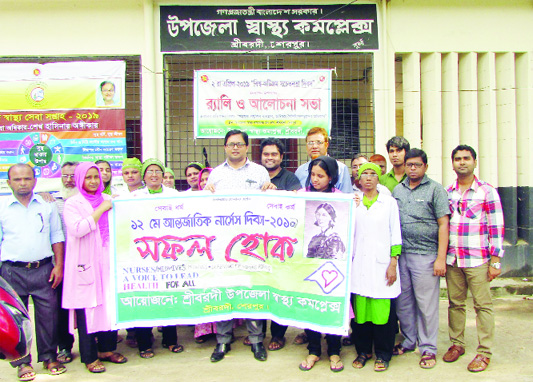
top-left (210, 343), bottom-right (231, 362)
top-left (251, 343), bottom-right (267, 361)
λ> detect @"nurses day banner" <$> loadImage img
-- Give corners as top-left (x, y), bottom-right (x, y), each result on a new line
top-left (0, 61), bottom-right (127, 193)
top-left (194, 69), bottom-right (331, 138)
top-left (110, 191), bottom-right (354, 335)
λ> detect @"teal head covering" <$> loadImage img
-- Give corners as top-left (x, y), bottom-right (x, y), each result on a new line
top-left (122, 157), bottom-right (142, 171)
top-left (141, 158), bottom-right (165, 178)
top-left (358, 162), bottom-right (382, 178)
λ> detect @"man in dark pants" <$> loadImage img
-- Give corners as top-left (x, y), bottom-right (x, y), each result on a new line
top-left (205, 130), bottom-right (275, 362)
top-left (259, 137), bottom-right (300, 351)
top-left (0, 163), bottom-right (66, 381)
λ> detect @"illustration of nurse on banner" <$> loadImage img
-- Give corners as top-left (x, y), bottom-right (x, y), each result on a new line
top-left (306, 202), bottom-right (346, 260)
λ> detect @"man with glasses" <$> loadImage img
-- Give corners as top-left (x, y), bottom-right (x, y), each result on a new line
top-left (205, 129), bottom-right (274, 363)
top-left (294, 127), bottom-right (353, 193)
top-left (392, 149), bottom-right (450, 369)
top-left (443, 145), bottom-right (504, 373)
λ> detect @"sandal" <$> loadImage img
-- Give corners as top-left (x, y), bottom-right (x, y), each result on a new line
top-left (293, 332), bottom-right (308, 345)
top-left (43, 360), bottom-right (67, 376)
top-left (352, 353), bottom-right (372, 369)
top-left (268, 337), bottom-right (286, 351)
top-left (393, 343), bottom-right (414, 356)
top-left (139, 349), bottom-right (154, 359)
top-left (86, 360), bottom-right (106, 373)
top-left (57, 349), bottom-right (73, 364)
top-left (243, 336), bottom-right (252, 346)
top-left (99, 352), bottom-right (128, 364)
top-left (17, 363), bottom-right (36, 381)
top-left (420, 351), bottom-right (437, 369)
top-left (299, 354), bottom-right (320, 371)
top-left (329, 355), bottom-right (344, 372)
top-left (168, 344), bottom-right (184, 353)
top-left (374, 358), bottom-right (389, 372)
top-left (467, 354), bottom-right (490, 372)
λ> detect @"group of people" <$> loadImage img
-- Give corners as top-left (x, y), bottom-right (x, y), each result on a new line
top-left (0, 127), bottom-right (504, 381)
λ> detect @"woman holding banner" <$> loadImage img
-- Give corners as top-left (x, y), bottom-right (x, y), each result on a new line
top-left (350, 162), bottom-right (402, 372)
top-left (299, 155), bottom-right (344, 373)
top-left (130, 158), bottom-right (182, 358)
top-left (63, 162), bottom-right (128, 373)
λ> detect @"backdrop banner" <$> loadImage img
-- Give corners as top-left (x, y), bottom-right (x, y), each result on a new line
top-left (194, 69), bottom-right (331, 138)
top-left (0, 61), bottom-right (126, 193)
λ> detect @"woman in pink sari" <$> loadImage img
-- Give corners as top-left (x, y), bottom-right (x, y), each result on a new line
top-left (62, 162), bottom-right (127, 373)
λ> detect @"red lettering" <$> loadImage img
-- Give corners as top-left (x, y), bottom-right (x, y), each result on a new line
top-left (225, 232), bottom-right (298, 263)
top-left (134, 235), bottom-right (216, 262)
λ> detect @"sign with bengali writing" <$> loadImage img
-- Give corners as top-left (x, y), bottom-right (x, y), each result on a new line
top-left (194, 69), bottom-right (331, 138)
top-left (110, 191), bottom-right (355, 335)
top-left (0, 61), bottom-right (126, 193)
top-left (160, 4), bottom-right (378, 53)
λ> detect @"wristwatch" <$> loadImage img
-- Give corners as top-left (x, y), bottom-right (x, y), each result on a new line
top-left (489, 262), bottom-right (501, 270)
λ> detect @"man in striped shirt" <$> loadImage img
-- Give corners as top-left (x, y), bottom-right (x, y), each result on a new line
top-left (443, 145), bottom-right (505, 373)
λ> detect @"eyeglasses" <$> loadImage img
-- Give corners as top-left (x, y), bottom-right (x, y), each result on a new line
top-left (61, 175), bottom-right (75, 179)
top-left (226, 142), bottom-right (246, 148)
top-left (145, 170), bottom-right (163, 175)
top-left (307, 140), bottom-right (325, 147)
top-left (360, 173), bottom-right (379, 178)
top-left (406, 162), bottom-right (424, 168)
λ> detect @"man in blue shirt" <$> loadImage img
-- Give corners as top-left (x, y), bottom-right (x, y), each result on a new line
top-left (294, 127), bottom-right (352, 193)
top-left (0, 164), bottom-right (66, 381)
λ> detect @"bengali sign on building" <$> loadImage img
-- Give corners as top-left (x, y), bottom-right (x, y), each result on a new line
top-left (0, 61), bottom-right (127, 193)
top-left (160, 4), bottom-right (378, 53)
top-left (110, 191), bottom-right (355, 335)
top-left (194, 69), bottom-right (331, 138)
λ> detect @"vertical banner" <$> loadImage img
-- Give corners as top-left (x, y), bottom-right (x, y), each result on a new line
top-left (0, 61), bottom-right (126, 193)
top-left (110, 191), bottom-right (354, 335)
top-left (194, 69), bottom-right (332, 138)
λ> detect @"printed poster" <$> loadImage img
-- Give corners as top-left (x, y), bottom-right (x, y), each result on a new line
top-left (0, 61), bottom-right (127, 193)
top-left (194, 69), bottom-right (332, 138)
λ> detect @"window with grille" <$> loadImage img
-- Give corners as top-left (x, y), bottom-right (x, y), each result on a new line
top-left (164, 53), bottom-right (374, 191)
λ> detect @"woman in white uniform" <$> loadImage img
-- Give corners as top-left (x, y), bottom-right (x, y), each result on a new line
top-left (351, 162), bottom-right (402, 372)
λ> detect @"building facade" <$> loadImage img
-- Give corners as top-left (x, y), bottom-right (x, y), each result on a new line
top-left (1, 0), bottom-right (531, 274)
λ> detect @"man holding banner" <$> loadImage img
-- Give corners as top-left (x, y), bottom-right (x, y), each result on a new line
top-left (205, 130), bottom-right (275, 362)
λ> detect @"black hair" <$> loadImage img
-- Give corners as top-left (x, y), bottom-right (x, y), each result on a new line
top-left (306, 156), bottom-right (339, 193)
top-left (224, 129), bottom-right (249, 146)
top-left (386, 136), bottom-right (410, 153)
top-left (351, 153), bottom-right (368, 165)
top-left (451, 144), bottom-right (477, 160)
top-left (260, 137), bottom-right (285, 157)
top-left (404, 148), bottom-right (428, 164)
top-left (95, 160), bottom-right (111, 187)
top-left (100, 81), bottom-right (115, 91)
top-left (61, 161), bottom-right (79, 169)
top-left (184, 163), bottom-right (203, 176)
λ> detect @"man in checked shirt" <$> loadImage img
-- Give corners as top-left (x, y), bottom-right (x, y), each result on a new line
top-left (443, 145), bottom-right (505, 373)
